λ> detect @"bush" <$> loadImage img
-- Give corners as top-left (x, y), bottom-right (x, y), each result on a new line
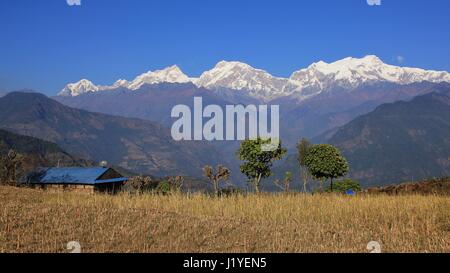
top-left (124, 176), bottom-right (158, 194)
top-left (218, 186), bottom-right (244, 197)
top-left (327, 179), bottom-right (361, 194)
top-left (155, 180), bottom-right (172, 195)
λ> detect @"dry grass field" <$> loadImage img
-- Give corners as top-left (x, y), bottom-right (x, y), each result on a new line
top-left (0, 186), bottom-right (449, 253)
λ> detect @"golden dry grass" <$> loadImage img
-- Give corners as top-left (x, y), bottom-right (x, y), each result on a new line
top-left (0, 186), bottom-right (449, 253)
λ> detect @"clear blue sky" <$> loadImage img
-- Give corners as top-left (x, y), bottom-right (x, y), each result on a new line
top-left (1, 0), bottom-right (449, 95)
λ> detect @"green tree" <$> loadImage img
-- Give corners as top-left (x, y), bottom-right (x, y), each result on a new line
top-left (330, 179), bottom-right (361, 194)
top-left (297, 138), bottom-right (312, 192)
top-left (304, 144), bottom-right (349, 192)
top-left (237, 138), bottom-right (287, 193)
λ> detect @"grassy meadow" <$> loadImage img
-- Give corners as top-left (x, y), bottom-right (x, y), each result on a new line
top-left (0, 186), bottom-right (449, 253)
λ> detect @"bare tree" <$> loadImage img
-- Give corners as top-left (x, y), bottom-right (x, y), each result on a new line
top-left (0, 150), bottom-right (23, 186)
top-left (168, 176), bottom-right (184, 192)
top-left (273, 171), bottom-right (293, 193)
top-left (202, 165), bottom-right (231, 197)
top-left (127, 175), bottom-right (154, 194)
top-left (297, 138), bottom-right (311, 193)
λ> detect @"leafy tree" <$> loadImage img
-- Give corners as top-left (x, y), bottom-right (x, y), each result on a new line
top-left (273, 171), bottom-right (293, 192)
top-left (237, 138), bottom-right (287, 193)
top-left (203, 165), bottom-right (231, 197)
top-left (297, 138), bottom-right (312, 192)
top-left (304, 144), bottom-right (349, 192)
top-left (327, 179), bottom-right (361, 194)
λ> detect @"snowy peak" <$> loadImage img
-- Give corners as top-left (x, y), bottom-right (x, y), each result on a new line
top-left (59, 79), bottom-right (99, 97)
top-left (127, 65), bottom-right (191, 90)
top-left (113, 79), bottom-right (130, 88)
top-left (284, 55), bottom-right (450, 98)
top-left (58, 78), bottom-right (130, 97)
top-left (195, 61), bottom-right (288, 99)
top-left (307, 55), bottom-right (383, 69)
top-left (58, 66), bottom-right (192, 97)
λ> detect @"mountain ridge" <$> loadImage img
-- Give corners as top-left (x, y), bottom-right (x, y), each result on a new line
top-left (272, 88), bottom-right (450, 187)
top-left (0, 92), bottom-right (224, 178)
top-left (328, 89), bottom-right (450, 186)
top-left (59, 55), bottom-right (450, 101)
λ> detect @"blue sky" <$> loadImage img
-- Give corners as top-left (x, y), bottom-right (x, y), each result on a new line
top-left (0, 0), bottom-right (449, 95)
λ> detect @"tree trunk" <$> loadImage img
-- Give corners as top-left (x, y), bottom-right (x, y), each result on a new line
top-left (330, 178), bottom-right (333, 192)
top-left (12, 164), bottom-right (16, 185)
top-left (301, 168), bottom-right (308, 193)
top-left (254, 178), bottom-right (259, 193)
top-left (254, 173), bottom-right (262, 193)
top-left (303, 168), bottom-right (309, 193)
top-left (214, 179), bottom-right (219, 197)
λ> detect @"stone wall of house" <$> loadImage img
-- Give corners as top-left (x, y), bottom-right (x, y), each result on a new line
top-left (33, 184), bottom-right (95, 194)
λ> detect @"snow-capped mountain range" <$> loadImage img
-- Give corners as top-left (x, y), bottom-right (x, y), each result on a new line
top-left (195, 61), bottom-right (288, 99)
top-left (59, 55), bottom-right (450, 100)
top-left (59, 65), bottom-right (193, 97)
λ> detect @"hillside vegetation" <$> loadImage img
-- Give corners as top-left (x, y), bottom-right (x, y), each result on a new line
top-left (0, 129), bottom-right (91, 173)
top-left (0, 92), bottom-right (223, 178)
top-left (329, 90), bottom-right (450, 186)
top-left (366, 177), bottom-right (450, 195)
top-left (0, 186), bottom-right (448, 253)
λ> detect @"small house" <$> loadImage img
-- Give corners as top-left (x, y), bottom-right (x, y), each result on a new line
top-left (24, 167), bottom-right (128, 194)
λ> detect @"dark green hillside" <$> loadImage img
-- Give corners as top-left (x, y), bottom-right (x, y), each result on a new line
top-left (0, 128), bottom-right (90, 172)
top-left (329, 90), bottom-right (450, 186)
top-left (0, 92), bottom-right (222, 178)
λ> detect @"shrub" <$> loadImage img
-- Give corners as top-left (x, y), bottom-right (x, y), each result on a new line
top-left (218, 186), bottom-right (244, 197)
top-left (125, 176), bottom-right (157, 194)
top-left (327, 179), bottom-right (361, 194)
top-left (155, 180), bottom-right (172, 195)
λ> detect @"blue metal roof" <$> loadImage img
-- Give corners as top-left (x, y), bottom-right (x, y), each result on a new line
top-left (36, 167), bottom-right (127, 185)
top-left (95, 177), bottom-right (128, 184)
